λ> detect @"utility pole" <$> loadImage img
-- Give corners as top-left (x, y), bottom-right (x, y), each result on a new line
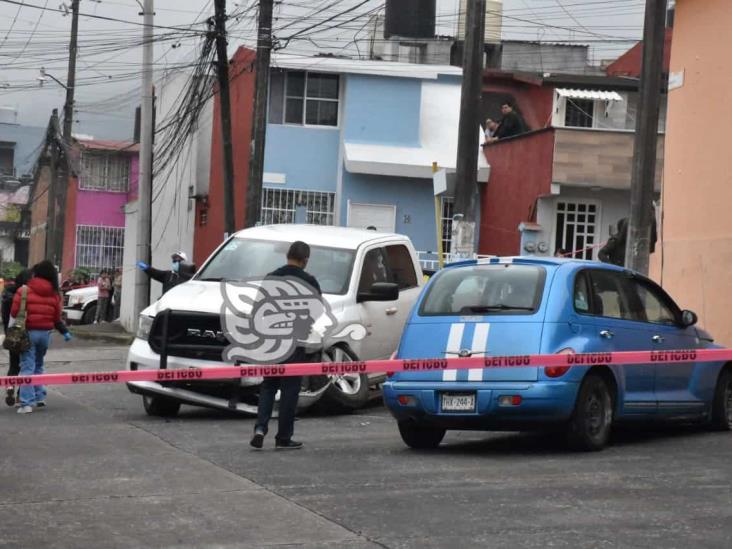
top-left (52, 0), bottom-right (80, 270)
top-left (134, 0), bottom-right (154, 319)
top-left (213, 0), bottom-right (236, 237)
top-left (244, 0), bottom-right (274, 228)
top-left (451, 0), bottom-right (485, 259)
top-left (626, 0), bottom-right (668, 274)
top-left (45, 109), bottom-right (60, 261)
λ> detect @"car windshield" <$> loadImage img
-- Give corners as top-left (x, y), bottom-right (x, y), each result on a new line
top-left (195, 238), bottom-right (355, 295)
top-left (420, 264), bottom-right (545, 316)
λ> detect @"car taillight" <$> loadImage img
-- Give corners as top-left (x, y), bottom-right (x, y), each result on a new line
top-left (545, 348), bottom-right (574, 378)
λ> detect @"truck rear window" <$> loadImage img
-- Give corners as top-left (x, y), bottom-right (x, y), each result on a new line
top-left (420, 264), bottom-right (545, 316)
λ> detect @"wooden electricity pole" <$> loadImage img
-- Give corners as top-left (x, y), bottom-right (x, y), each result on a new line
top-left (213, 0), bottom-right (236, 237)
top-left (626, 0), bottom-right (668, 274)
top-left (244, 0), bottom-right (274, 228)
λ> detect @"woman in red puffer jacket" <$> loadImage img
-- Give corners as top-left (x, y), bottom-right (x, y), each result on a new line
top-left (10, 260), bottom-right (72, 414)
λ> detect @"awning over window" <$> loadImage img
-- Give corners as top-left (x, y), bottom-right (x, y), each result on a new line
top-left (556, 88), bottom-right (623, 101)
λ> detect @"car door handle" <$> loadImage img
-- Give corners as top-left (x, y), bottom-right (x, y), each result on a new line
top-left (385, 307), bottom-right (398, 315)
top-left (599, 330), bottom-right (614, 339)
top-left (652, 335), bottom-right (665, 343)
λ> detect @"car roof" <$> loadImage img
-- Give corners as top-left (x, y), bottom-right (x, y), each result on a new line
top-left (444, 256), bottom-right (626, 272)
top-left (232, 224), bottom-right (405, 250)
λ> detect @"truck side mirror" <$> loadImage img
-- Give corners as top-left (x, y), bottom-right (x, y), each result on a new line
top-left (680, 310), bottom-right (698, 328)
top-left (357, 282), bottom-right (399, 303)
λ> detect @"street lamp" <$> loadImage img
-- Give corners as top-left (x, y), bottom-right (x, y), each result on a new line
top-left (38, 67), bottom-right (71, 90)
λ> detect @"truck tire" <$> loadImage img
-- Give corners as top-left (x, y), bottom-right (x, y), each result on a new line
top-left (82, 303), bottom-right (97, 325)
top-left (143, 395), bottom-right (181, 417)
top-left (320, 346), bottom-right (370, 412)
top-left (398, 419), bottom-right (446, 449)
top-left (567, 374), bottom-right (613, 451)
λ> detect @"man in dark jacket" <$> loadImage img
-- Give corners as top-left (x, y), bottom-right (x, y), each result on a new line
top-left (250, 241), bottom-right (322, 451)
top-left (137, 251), bottom-right (194, 295)
top-left (493, 102), bottom-right (528, 140)
top-left (2, 269), bottom-right (32, 405)
top-left (599, 213), bottom-right (657, 267)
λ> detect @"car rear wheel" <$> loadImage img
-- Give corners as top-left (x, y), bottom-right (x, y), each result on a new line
top-left (143, 395), bottom-right (181, 417)
top-left (567, 374), bottom-right (613, 451)
top-left (320, 346), bottom-right (370, 412)
top-left (398, 420), bottom-right (446, 449)
top-left (710, 369), bottom-right (732, 431)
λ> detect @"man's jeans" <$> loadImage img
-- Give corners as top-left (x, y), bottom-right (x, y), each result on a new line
top-left (19, 330), bottom-right (50, 407)
top-left (254, 375), bottom-right (303, 443)
top-left (96, 297), bottom-right (110, 322)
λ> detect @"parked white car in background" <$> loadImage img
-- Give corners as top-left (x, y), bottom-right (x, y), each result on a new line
top-left (126, 224), bottom-right (424, 417)
top-left (63, 285), bottom-right (100, 324)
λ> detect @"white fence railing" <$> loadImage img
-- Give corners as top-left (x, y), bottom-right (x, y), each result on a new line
top-left (416, 251), bottom-right (495, 273)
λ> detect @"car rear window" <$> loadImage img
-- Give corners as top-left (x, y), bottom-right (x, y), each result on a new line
top-left (419, 264), bottom-right (546, 316)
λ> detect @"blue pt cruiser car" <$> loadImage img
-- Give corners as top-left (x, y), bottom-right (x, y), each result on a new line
top-left (384, 257), bottom-right (732, 451)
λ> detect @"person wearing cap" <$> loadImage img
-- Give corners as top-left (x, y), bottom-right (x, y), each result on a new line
top-left (136, 251), bottom-right (194, 295)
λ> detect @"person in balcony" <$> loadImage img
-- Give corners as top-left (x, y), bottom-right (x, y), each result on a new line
top-left (489, 102), bottom-right (528, 143)
top-left (484, 117), bottom-right (499, 139)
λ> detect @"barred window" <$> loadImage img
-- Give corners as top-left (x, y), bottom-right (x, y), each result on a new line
top-left (80, 152), bottom-right (130, 192)
top-left (269, 70), bottom-right (339, 127)
top-left (75, 225), bottom-right (125, 272)
top-left (441, 196), bottom-right (454, 254)
top-left (260, 188), bottom-right (336, 226)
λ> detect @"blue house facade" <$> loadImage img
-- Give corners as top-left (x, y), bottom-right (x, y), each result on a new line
top-left (261, 55), bottom-right (490, 254)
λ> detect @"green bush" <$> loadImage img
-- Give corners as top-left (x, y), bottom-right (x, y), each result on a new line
top-left (0, 261), bottom-right (24, 281)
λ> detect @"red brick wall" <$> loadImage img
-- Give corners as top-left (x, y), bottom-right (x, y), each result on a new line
top-left (193, 47), bottom-right (257, 265)
top-left (479, 128), bottom-right (555, 256)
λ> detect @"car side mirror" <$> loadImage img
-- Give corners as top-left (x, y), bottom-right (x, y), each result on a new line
top-left (357, 282), bottom-right (399, 303)
top-left (681, 310), bottom-right (698, 328)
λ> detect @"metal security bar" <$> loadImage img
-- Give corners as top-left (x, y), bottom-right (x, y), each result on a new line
top-left (441, 196), bottom-right (454, 255)
top-left (555, 200), bottom-right (599, 259)
top-left (75, 225), bottom-right (125, 272)
top-left (260, 188), bottom-right (336, 226)
top-left (79, 152), bottom-right (130, 192)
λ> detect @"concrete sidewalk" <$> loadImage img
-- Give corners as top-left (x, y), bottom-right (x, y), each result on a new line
top-left (0, 386), bottom-right (374, 547)
top-left (69, 321), bottom-right (134, 345)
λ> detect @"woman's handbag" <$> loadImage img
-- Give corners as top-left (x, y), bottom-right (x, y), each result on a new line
top-left (3, 286), bottom-right (31, 354)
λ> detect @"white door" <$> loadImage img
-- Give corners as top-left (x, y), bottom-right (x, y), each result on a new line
top-left (347, 202), bottom-right (396, 233)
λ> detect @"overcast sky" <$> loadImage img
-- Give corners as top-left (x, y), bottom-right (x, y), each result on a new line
top-left (0, 0), bottom-right (647, 138)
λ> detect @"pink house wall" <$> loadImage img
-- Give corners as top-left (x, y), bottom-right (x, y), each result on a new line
top-left (75, 154), bottom-right (138, 227)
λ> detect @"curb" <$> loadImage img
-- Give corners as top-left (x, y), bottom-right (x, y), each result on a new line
top-left (69, 328), bottom-right (134, 345)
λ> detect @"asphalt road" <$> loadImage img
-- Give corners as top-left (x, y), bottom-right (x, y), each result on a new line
top-left (1, 340), bottom-right (732, 548)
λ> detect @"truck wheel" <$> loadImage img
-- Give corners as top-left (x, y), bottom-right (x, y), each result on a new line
top-left (81, 303), bottom-right (97, 325)
top-left (143, 395), bottom-right (181, 417)
top-left (398, 419), bottom-right (446, 449)
top-left (567, 374), bottom-right (613, 451)
top-left (321, 346), bottom-right (370, 412)
top-left (710, 369), bottom-right (732, 431)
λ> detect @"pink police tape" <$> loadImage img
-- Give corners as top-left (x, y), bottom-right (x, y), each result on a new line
top-left (1, 348), bottom-right (731, 387)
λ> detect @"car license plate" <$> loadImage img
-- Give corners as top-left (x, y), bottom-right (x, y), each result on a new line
top-left (441, 393), bottom-right (476, 412)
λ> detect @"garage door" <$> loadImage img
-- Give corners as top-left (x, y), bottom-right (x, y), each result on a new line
top-left (347, 202), bottom-right (396, 233)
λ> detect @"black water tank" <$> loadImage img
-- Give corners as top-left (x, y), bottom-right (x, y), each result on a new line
top-left (384, 0), bottom-right (436, 39)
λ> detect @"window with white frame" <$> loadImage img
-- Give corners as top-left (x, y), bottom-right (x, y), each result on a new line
top-left (80, 152), bottom-right (130, 192)
top-left (75, 225), bottom-right (125, 271)
top-left (554, 201), bottom-right (599, 259)
top-left (260, 188), bottom-right (336, 226)
top-left (441, 196), bottom-right (454, 254)
top-left (564, 98), bottom-right (595, 128)
top-left (269, 70), bottom-right (339, 127)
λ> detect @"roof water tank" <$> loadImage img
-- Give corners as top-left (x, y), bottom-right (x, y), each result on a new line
top-left (384, 0), bottom-right (436, 39)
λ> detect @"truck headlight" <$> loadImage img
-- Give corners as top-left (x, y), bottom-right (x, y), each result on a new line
top-left (68, 295), bottom-right (84, 307)
top-left (137, 315), bottom-right (154, 340)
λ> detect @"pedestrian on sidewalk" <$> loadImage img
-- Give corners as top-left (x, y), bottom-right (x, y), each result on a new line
top-left (112, 268), bottom-right (123, 320)
top-left (137, 251), bottom-right (194, 295)
top-left (95, 270), bottom-right (112, 323)
top-left (2, 269), bottom-right (32, 406)
top-left (250, 241), bottom-right (323, 451)
top-left (10, 260), bottom-right (72, 414)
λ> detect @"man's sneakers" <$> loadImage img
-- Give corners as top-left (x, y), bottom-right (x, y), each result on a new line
top-left (5, 388), bottom-right (15, 407)
top-left (16, 406), bottom-right (33, 414)
top-left (250, 429), bottom-right (265, 450)
top-left (275, 440), bottom-right (303, 450)
top-left (36, 401), bottom-right (46, 408)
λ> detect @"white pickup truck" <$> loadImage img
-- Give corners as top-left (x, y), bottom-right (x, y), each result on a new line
top-left (126, 224), bottom-right (424, 417)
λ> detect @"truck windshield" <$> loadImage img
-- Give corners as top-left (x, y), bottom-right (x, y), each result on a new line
top-left (195, 238), bottom-right (355, 295)
top-left (420, 264), bottom-right (545, 316)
